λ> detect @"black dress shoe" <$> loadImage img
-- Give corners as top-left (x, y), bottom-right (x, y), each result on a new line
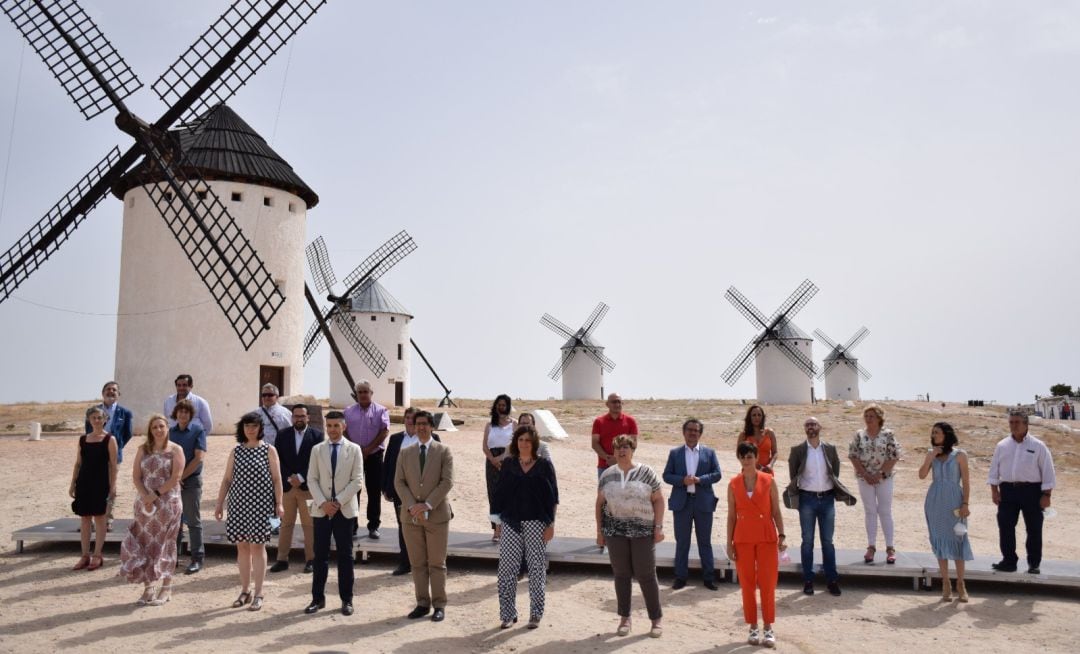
top-left (304, 599), bottom-right (325, 614)
top-left (269, 560), bottom-right (289, 573)
top-left (703, 580), bottom-right (719, 591)
top-left (827, 581), bottom-right (842, 596)
top-left (1027, 566), bottom-right (1041, 575)
top-left (431, 608), bottom-right (445, 622)
top-left (391, 565), bottom-right (411, 576)
top-left (369, 529), bottom-right (381, 540)
top-left (992, 561), bottom-right (1017, 572)
top-left (303, 561), bottom-right (314, 574)
top-left (185, 559), bottom-right (202, 575)
top-left (672, 578), bottom-right (687, 590)
top-left (407, 605), bottom-right (431, 619)
top-left (803, 582), bottom-right (814, 595)
top-left (341, 601), bottom-right (354, 616)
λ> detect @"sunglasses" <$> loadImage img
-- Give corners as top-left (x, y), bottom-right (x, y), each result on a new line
top-left (261, 393), bottom-right (276, 397)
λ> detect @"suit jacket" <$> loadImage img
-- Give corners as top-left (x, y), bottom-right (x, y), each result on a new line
top-left (785, 441), bottom-right (857, 509)
top-left (86, 404), bottom-right (133, 462)
top-left (731, 472), bottom-right (779, 544)
top-left (381, 430), bottom-right (441, 504)
top-left (307, 437), bottom-right (364, 519)
top-left (662, 445), bottom-right (722, 513)
top-left (394, 438), bottom-right (454, 524)
top-left (277, 426), bottom-right (324, 492)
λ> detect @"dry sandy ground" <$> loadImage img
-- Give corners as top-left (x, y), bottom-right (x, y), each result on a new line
top-left (0, 399), bottom-right (1077, 653)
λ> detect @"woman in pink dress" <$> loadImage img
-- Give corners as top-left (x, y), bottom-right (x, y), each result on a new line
top-left (119, 414), bottom-right (184, 605)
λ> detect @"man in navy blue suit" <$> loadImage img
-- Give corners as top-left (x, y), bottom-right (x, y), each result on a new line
top-left (662, 418), bottom-right (722, 590)
top-left (85, 381), bottom-right (133, 530)
top-left (270, 403), bottom-right (324, 573)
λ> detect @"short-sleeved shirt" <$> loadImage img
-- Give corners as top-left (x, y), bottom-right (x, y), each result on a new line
top-left (599, 463), bottom-right (661, 538)
top-left (592, 413), bottom-right (639, 468)
top-left (256, 403), bottom-right (292, 446)
top-left (344, 401), bottom-right (391, 450)
top-left (169, 424), bottom-right (207, 476)
top-left (848, 428), bottom-right (901, 476)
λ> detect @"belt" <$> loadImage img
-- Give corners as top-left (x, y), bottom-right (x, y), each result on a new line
top-left (1000, 481), bottom-right (1037, 486)
top-left (800, 489), bottom-right (834, 498)
top-left (686, 492), bottom-right (696, 497)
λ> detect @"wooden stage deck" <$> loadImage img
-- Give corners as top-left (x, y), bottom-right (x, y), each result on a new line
top-left (12, 518), bottom-right (1080, 590)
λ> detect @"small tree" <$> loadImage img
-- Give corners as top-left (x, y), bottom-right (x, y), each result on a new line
top-left (1050, 383), bottom-right (1074, 397)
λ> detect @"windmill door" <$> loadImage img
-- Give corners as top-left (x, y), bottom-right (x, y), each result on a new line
top-left (260, 366), bottom-right (285, 398)
top-left (394, 382), bottom-right (405, 407)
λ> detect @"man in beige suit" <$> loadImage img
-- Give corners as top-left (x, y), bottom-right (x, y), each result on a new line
top-left (305, 411), bottom-right (363, 616)
top-left (395, 410), bottom-right (454, 622)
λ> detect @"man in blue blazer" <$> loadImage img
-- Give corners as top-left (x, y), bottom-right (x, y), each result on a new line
top-left (662, 418), bottom-right (723, 590)
top-left (270, 403), bottom-right (325, 573)
top-left (85, 381), bottom-right (133, 530)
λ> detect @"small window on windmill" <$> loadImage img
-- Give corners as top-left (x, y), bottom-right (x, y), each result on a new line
top-left (397, 343), bottom-right (403, 360)
top-left (231, 191), bottom-right (242, 202)
top-left (263, 196), bottom-right (273, 207)
top-left (370, 316), bottom-right (377, 322)
top-left (288, 202), bottom-right (297, 213)
top-left (390, 316), bottom-right (396, 322)
top-left (351, 315), bottom-right (356, 323)
top-left (273, 279), bottom-right (284, 293)
top-left (127, 196), bottom-right (135, 208)
top-left (195, 189), bottom-right (208, 201)
top-left (163, 191), bottom-right (173, 203)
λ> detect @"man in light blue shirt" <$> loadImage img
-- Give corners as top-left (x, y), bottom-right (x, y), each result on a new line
top-left (164, 374), bottom-right (213, 434)
top-left (256, 383), bottom-right (293, 447)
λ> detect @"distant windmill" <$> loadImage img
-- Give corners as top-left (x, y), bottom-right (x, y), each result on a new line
top-left (541, 302), bottom-right (616, 400)
top-left (304, 233), bottom-right (455, 408)
top-left (722, 279), bottom-right (818, 405)
top-left (814, 327), bottom-right (872, 401)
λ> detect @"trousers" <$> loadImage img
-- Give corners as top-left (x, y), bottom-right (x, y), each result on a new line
top-left (734, 541), bottom-right (778, 625)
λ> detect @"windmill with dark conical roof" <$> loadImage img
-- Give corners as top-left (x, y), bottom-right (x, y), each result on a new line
top-left (814, 326), bottom-right (872, 401)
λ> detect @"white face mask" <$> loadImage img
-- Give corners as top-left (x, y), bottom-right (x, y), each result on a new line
top-left (953, 522), bottom-right (968, 537)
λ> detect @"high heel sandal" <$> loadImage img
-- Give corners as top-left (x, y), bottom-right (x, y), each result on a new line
top-left (957, 581), bottom-right (969, 603)
top-left (87, 555), bottom-right (104, 571)
top-left (886, 547), bottom-right (897, 565)
top-left (249, 596), bottom-right (264, 611)
top-left (137, 586), bottom-right (157, 606)
top-left (150, 586), bottom-right (172, 606)
top-left (232, 591), bottom-right (252, 608)
top-left (649, 621), bottom-right (663, 638)
top-left (941, 582), bottom-right (953, 602)
top-left (72, 555), bottom-right (91, 571)
top-left (863, 546), bottom-right (876, 564)
top-left (616, 617), bottom-right (631, 636)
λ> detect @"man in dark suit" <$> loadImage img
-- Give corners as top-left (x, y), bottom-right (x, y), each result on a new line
top-left (662, 418), bottom-right (723, 590)
top-left (270, 403), bottom-right (324, 573)
top-left (381, 407), bottom-right (441, 576)
top-left (85, 381), bottom-right (133, 530)
top-left (786, 417), bottom-right (856, 596)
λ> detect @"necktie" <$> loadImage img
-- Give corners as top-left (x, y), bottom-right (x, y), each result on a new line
top-left (330, 443), bottom-right (339, 499)
top-left (419, 444), bottom-right (427, 474)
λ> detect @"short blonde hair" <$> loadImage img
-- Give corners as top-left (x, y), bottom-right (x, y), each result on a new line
top-left (612, 434), bottom-right (637, 451)
top-left (863, 404), bottom-right (885, 425)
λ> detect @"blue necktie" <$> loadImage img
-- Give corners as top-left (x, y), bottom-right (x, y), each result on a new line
top-left (330, 443), bottom-right (339, 500)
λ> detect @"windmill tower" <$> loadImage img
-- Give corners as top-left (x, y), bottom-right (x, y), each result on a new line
top-left (722, 280), bottom-right (819, 405)
top-left (0, 1), bottom-right (328, 433)
top-left (814, 327), bottom-right (872, 401)
top-left (540, 302), bottom-right (616, 400)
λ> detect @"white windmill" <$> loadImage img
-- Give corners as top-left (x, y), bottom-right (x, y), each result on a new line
top-left (722, 280), bottom-right (818, 405)
top-left (540, 302), bottom-right (616, 400)
top-left (814, 327), bottom-right (872, 401)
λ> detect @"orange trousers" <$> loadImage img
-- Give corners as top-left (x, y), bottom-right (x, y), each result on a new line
top-left (734, 542), bottom-right (778, 625)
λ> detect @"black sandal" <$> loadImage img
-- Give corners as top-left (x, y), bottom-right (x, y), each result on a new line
top-left (232, 591), bottom-right (252, 608)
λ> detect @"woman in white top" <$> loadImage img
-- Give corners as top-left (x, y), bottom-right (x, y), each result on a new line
top-left (483, 394), bottom-right (516, 542)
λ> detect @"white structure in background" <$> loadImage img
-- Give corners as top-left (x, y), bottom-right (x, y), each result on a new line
top-left (432, 412), bottom-right (458, 431)
top-left (540, 302), bottom-right (617, 401)
top-left (814, 327), bottom-right (873, 402)
top-left (113, 106), bottom-right (316, 433)
top-left (329, 281), bottom-right (412, 408)
top-left (1035, 395), bottom-right (1078, 419)
top-left (531, 409), bottom-right (569, 441)
top-left (721, 280), bottom-right (820, 405)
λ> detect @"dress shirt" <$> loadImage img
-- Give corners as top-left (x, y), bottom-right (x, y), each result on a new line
top-left (164, 392), bottom-right (213, 433)
top-left (684, 445), bottom-right (699, 494)
top-left (400, 431), bottom-right (419, 450)
top-left (293, 427), bottom-right (308, 482)
top-left (256, 402), bottom-right (292, 446)
top-left (343, 401), bottom-right (390, 450)
top-left (988, 433), bottom-right (1056, 491)
top-left (799, 441), bottom-right (834, 492)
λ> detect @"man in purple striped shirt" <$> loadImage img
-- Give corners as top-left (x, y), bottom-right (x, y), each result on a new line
top-left (344, 380), bottom-right (390, 539)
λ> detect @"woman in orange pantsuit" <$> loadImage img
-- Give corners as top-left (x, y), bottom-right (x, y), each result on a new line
top-left (727, 441), bottom-right (787, 649)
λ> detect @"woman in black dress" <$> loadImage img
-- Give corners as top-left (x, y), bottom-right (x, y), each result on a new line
top-left (69, 406), bottom-right (117, 571)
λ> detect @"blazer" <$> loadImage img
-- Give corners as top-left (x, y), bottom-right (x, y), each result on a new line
top-left (277, 426), bottom-right (324, 492)
top-left (394, 438), bottom-right (454, 524)
top-left (731, 472), bottom-right (779, 544)
top-left (662, 445), bottom-right (722, 513)
top-left (785, 441), bottom-right (857, 509)
top-left (381, 430), bottom-right (441, 504)
top-left (85, 404), bottom-right (133, 463)
top-left (307, 437), bottom-right (364, 519)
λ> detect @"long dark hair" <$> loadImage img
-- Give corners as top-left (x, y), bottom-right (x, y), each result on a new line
top-left (742, 405), bottom-right (765, 437)
top-left (490, 394), bottom-right (512, 426)
top-left (932, 421), bottom-right (959, 455)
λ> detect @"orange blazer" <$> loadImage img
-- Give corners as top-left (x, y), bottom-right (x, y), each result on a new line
top-left (731, 472), bottom-right (778, 544)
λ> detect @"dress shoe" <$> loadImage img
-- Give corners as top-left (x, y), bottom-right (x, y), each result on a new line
top-left (803, 582), bottom-right (814, 595)
top-left (185, 559), bottom-right (202, 575)
top-left (407, 605), bottom-right (431, 619)
top-left (703, 580), bottom-right (719, 591)
top-left (304, 599), bottom-right (325, 614)
top-left (303, 561), bottom-right (314, 574)
top-left (269, 560), bottom-right (289, 573)
top-left (1027, 566), bottom-right (1041, 575)
top-left (341, 601), bottom-right (354, 616)
top-left (391, 565), bottom-right (411, 576)
top-left (432, 608), bottom-right (445, 622)
top-left (368, 528), bottom-right (381, 540)
top-left (827, 581), bottom-right (842, 596)
top-left (671, 578), bottom-right (687, 590)
top-left (991, 561), bottom-right (1017, 572)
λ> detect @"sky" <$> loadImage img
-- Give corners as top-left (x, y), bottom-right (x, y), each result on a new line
top-left (0, 1), bottom-right (1078, 406)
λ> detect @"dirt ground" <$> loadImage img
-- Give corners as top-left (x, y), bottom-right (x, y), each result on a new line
top-left (0, 398), bottom-right (1077, 653)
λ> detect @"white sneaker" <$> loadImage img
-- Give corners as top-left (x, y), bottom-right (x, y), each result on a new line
top-left (763, 628), bottom-right (776, 648)
top-left (748, 627), bottom-right (761, 646)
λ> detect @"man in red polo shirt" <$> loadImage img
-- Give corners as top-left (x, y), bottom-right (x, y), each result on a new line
top-left (592, 393), bottom-right (639, 477)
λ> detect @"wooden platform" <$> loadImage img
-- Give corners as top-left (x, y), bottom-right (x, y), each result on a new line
top-left (13, 518), bottom-right (1080, 590)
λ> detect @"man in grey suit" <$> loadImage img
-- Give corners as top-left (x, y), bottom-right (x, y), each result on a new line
top-left (662, 418), bottom-right (723, 590)
top-left (305, 411), bottom-right (364, 616)
top-left (786, 417), bottom-right (856, 596)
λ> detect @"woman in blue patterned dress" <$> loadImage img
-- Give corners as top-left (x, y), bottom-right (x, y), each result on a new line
top-left (215, 412), bottom-right (284, 612)
top-left (918, 422), bottom-right (973, 602)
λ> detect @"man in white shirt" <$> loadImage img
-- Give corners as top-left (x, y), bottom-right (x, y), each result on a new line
top-left (255, 383), bottom-right (292, 447)
top-left (164, 374), bottom-right (213, 433)
top-left (988, 410), bottom-right (1056, 574)
top-left (786, 417), bottom-right (856, 596)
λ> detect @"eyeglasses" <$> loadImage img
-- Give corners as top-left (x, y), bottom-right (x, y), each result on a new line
top-left (261, 393), bottom-right (276, 398)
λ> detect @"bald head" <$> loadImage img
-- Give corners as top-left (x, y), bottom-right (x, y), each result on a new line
top-left (804, 416), bottom-right (821, 439)
top-left (606, 393), bottom-right (623, 418)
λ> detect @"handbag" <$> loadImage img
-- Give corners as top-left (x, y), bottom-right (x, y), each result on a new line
top-left (782, 484), bottom-right (799, 510)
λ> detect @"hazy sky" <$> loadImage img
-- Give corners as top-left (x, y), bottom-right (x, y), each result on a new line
top-left (1, 1), bottom-right (1078, 406)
